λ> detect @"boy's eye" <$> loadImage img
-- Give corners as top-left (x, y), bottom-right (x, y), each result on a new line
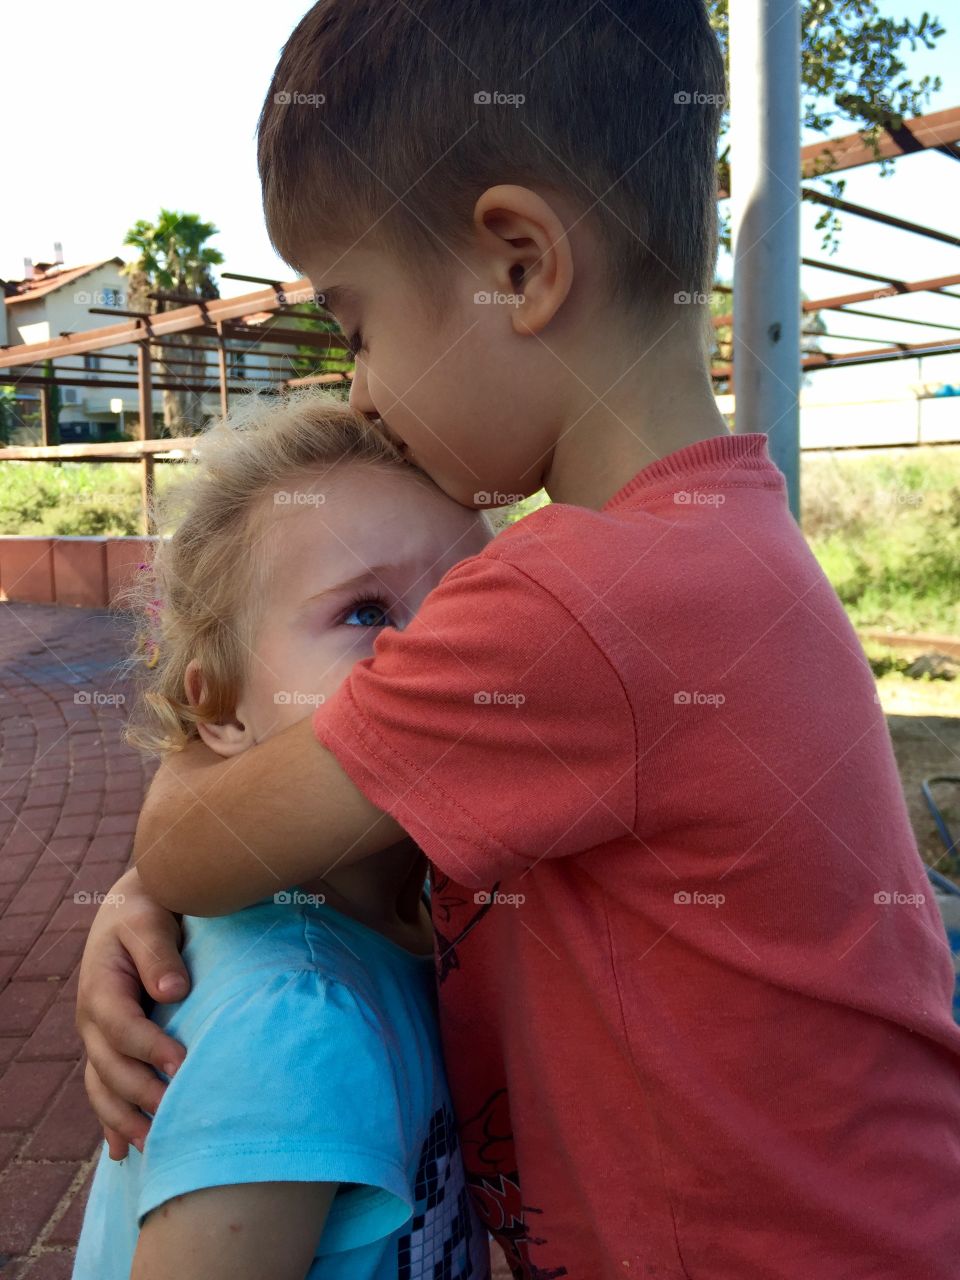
top-left (343, 599), bottom-right (392, 627)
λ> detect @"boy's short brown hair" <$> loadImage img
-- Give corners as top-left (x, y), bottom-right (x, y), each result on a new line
top-left (258, 0), bottom-right (725, 318)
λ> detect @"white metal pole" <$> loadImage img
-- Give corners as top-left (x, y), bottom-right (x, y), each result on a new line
top-left (730, 0), bottom-right (802, 517)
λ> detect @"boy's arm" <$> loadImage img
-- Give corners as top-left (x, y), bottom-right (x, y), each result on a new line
top-left (131, 1180), bottom-right (335, 1280)
top-left (134, 716), bottom-right (406, 916)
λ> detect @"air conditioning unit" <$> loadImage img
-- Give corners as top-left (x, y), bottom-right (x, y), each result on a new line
top-left (63, 389), bottom-right (78, 404)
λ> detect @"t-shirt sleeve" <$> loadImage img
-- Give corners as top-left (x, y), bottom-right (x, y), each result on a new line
top-left (138, 969), bottom-right (415, 1254)
top-left (313, 550), bottom-right (637, 886)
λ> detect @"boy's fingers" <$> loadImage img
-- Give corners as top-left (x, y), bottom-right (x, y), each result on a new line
top-left (78, 949), bottom-right (186, 1077)
top-left (103, 1126), bottom-right (131, 1162)
top-left (84, 1058), bottom-right (153, 1154)
top-left (116, 909), bottom-right (190, 1005)
top-left (81, 1009), bottom-right (176, 1115)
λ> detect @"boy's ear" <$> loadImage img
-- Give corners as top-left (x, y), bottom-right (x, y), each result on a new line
top-left (472, 184), bottom-right (574, 336)
top-left (183, 659), bottom-right (251, 758)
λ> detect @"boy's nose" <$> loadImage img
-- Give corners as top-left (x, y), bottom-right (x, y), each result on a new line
top-left (348, 366), bottom-right (377, 417)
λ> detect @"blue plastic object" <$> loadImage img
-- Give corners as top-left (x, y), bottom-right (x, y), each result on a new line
top-left (921, 777), bottom-right (960, 1022)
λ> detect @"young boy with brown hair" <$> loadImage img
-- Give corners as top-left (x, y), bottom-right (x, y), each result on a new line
top-left (76, 2), bottom-right (960, 1277)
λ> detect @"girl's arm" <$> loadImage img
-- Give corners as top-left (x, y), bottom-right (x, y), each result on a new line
top-left (131, 1180), bottom-right (336, 1280)
top-left (134, 716), bottom-right (406, 916)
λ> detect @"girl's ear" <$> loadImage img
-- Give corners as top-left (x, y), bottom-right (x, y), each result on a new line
top-left (183, 660), bottom-right (252, 758)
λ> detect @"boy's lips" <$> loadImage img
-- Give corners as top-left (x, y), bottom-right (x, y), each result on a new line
top-left (378, 420), bottom-right (409, 457)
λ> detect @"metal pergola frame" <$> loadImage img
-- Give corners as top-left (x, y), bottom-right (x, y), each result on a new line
top-left (0, 276), bottom-right (352, 529)
top-left (2, 101), bottom-right (959, 530)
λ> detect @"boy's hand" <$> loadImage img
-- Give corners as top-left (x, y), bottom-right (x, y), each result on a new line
top-left (76, 867), bottom-right (189, 1159)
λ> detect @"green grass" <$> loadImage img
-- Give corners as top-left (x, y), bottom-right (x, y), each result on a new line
top-left (802, 446), bottom-right (960, 636)
top-left (2, 446), bottom-right (958, 640)
top-left (0, 460), bottom-right (180, 537)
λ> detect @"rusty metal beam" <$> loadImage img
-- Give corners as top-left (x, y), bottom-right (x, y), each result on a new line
top-left (0, 437), bottom-right (198, 461)
top-left (800, 105), bottom-right (960, 177)
top-left (837, 306), bottom-right (960, 334)
top-left (215, 322), bottom-right (230, 419)
top-left (800, 188), bottom-right (960, 248)
top-left (712, 270), bottom-right (960, 329)
top-left (137, 343), bottom-right (155, 534)
top-left (801, 257), bottom-right (907, 287)
top-left (1, 373), bottom-right (276, 394)
top-left (0, 279), bottom-right (315, 370)
top-left (285, 372), bottom-right (353, 388)
top-left (712, 332), bottom-right (960, 378)
top-left (717, 106), bottom-right (960, 197)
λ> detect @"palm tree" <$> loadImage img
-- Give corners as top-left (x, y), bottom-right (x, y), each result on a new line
top-left (122, 210), bottom-right (224, 434)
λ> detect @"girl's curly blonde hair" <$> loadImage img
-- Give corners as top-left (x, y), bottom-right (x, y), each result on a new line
top-left (121, 390), bottom-right (405, 757)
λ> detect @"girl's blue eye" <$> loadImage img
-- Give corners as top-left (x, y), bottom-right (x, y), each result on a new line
top-left (343, 599), bottom-right (392, 627)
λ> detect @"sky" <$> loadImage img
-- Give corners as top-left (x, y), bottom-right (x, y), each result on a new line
top-left (2, 0), bottom-right (958, 399)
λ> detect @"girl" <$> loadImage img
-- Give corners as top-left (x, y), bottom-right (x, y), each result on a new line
top-left (73, 392), bottom-right (491, 1280)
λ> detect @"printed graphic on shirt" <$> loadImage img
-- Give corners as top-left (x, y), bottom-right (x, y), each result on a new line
top-left (462, 1091), bottom-right (567, 1280)
top-left (431, 870), bottom-right (497, 986)
top-left (397, 1103), bottom-right (483, 1279)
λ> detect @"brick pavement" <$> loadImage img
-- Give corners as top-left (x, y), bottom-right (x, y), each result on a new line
top-left (0, 602), bottom-right (154, 1277)
top-left (0, 602), bottom-right (513, 1278)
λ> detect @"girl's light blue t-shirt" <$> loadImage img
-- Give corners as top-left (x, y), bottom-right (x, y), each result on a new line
top-left (73, 894), bottom-right (489, 1279)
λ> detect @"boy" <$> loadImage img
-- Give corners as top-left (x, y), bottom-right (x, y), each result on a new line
top-left (77, 2), bottom-right (960, 1277)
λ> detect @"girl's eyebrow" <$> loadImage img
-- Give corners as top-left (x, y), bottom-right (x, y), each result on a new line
top-left (301, 565), bottom-right (404, 606)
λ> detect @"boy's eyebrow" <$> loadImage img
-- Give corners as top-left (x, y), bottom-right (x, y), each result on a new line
top-left (315, 285), bottom-right (357, 315)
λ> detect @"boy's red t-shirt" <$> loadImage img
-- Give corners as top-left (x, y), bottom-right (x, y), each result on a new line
top-left (313, 433), bottom-right (960, 1279)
